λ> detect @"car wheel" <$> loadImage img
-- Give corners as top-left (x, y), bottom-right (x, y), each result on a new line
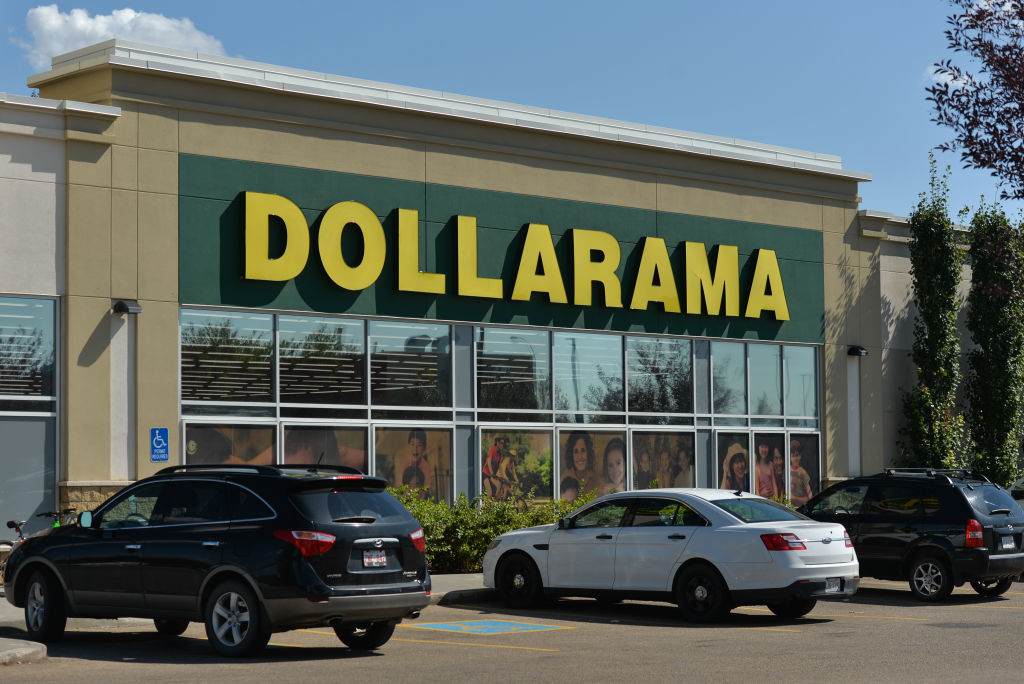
top-left (675, 563), bottom-right (730, 623)
top-left (154, 618), bottom-right (190, 636)
top-left (24, 570), bottom-right (67, 642)
top-left (908, 555), bottom-right (954, 601)
top-left (970, 577), bottom-right (1014, 597)
top-left (203, 580), bottom-right (271, 657)
top-left (496, 554), bottom-right (543, 608)
top-left (334, 621), bottom-right (396, 650)
top-left (766, 598), bottom-right (817, 619)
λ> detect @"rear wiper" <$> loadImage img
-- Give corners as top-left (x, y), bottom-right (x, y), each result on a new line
top-left (990, 508), bottom-right (1012, 515)
top-left (333, 516), bottom-right (376, 523)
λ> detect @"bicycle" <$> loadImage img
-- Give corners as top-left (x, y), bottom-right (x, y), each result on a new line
top-left (1, 508), bottom-right (77, 552)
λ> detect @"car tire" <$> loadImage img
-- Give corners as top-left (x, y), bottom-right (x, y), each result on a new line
top-left (24, 570), bottom-right (67, 642)
top-left (203, 580), bottom-right (271, 657)
top-left (970, 577), bottom-right (1014, 597)
top-left (154, 618), bottom-right (190, 636)
top-left (334, 621), bottom-right (396, 650)
top-left (766, 598), bottom-right (817, 619)
top-left (675, 563), bottom-right (731, 623)
top-left (496, 553), bottom-right (543, 608)
top-left (908, 555), bottom-right (954, 601)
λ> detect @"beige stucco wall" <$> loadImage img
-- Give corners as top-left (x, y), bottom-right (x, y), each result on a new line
top-left (35, 55), bottom-right (904, 486)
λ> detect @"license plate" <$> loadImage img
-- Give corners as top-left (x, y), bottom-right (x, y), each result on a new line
top-left (825, 577), bottom-right (841, 593)
top-left (363, 549), bottom-right (387, 567)
top-left (1001, 535), bottom-right (1016, 550)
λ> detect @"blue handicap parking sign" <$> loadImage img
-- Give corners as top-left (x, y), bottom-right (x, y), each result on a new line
top-left (150, 427), bottom-right (169, 462)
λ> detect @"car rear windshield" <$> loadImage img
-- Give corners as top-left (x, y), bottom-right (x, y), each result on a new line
top-left (712, 498), bottom-right (810, 523)
top-left (292, 490), bottom-right (415, 525)
top-left (961, 485), bottom-right (1023, 518)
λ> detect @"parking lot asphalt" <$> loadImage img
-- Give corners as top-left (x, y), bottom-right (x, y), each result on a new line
top-left (0, 573), bottom-right (493, 665)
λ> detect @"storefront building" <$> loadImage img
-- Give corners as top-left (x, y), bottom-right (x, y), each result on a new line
top-left (3, 40), bottom-right (917, 523)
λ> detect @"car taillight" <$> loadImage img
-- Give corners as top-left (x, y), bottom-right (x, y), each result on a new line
top-left (410, 527), bottom-right (426, 552)
top-left (844, 531), bottom-right (853, 548)
top-left (761, 533), bottom-right (807, 550)
top-left (966, 518), bottom-right (984, 548)
top-left (273, 529), bottom-right (336, 557)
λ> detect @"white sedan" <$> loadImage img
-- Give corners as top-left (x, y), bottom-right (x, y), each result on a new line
top-left (482, 488), bottom-right (859, 621)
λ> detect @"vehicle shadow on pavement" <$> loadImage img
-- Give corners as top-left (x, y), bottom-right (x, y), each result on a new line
top-left (436, 596), bottom-right (833, 629)
top-left (846, 586), bottom-right (1013, 608)
top-left (0, 627), bottom-right (383, 664)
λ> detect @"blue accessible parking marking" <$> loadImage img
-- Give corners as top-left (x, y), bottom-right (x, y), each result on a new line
top-left (403, 619), bottom-right (571, 635)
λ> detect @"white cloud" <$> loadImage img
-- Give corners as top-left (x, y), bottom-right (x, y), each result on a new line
top-left (18, 4), bottom-right (225, 71)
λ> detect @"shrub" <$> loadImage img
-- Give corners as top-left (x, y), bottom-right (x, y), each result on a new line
top-left (390, 487), bottom-right (596, 573)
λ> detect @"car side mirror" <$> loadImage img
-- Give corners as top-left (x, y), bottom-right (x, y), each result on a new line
top-left (557, 517), bottom-right (572, 530)
top-left (78, 510), bottom-right (93, 528)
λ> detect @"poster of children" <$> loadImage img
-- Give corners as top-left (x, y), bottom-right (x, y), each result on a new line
top-left (632, 432), bottom-right (694, 489)
top-left (717, 433), bottom-right (750, 492)
top-left (558, 430), bottom-right (627, 501)
top-left (480, 430), bottom-right (553, 502)
top-left (374, 427), bottom-right (452, 503)
top-left (789, 434), bottom-right (819, 505)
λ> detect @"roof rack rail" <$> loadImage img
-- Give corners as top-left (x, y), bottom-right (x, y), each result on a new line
top-left (882, 467), bottom-right (991, 483)
top-left (155, 464), bottom-right (282, 476)
top-left (279, 464), bottom-right (364, 476)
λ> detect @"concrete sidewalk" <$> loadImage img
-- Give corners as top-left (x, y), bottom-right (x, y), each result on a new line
top-left (0, 573), bottom-right (493, 665)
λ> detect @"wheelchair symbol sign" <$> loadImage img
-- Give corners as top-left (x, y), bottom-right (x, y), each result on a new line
top-left (151, 427), bottom-right (169, 462)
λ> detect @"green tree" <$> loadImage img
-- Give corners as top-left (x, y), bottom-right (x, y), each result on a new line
top-left (901, 160), bottom-right (972, 468)
top-left (964, 205), bottom-right (1024, 484)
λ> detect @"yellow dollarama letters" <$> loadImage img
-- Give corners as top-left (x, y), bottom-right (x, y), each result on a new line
top-left (744, 249), bottom-right (790, 320)
top-left (629, 237), bottom-right (681, 313)
top-left (456, 215), bottom-right (503, 299)
top-left (317, 201), bottom-right (387, 290)
top-left (397, 208), bottom-right (446, 294)
top-left (244, 191), bottom-right (310, 281)
top-left (572, 228), bottom-right (622, 308)
top-left (685, 242), bottom-right (739, 316)
top-left (510, 223), bottom-right (568, 303)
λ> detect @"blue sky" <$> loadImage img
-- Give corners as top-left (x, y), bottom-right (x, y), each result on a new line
top-left (2, 1), bottom-right (1018, 218)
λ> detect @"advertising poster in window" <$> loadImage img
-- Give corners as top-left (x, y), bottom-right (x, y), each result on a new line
top-left (481, 429), bottom-right (553, 503)
top-left (283, 426), bottom-right (368, 472)
top-left (374, 427), bottom-right (452, 503)
top-left (717, 433), bottom-right (750, 491)
top-left (752, 433), bottom-right (786, 500)
top-left (632, 432), bottom-right (695, 489)
top-left (559, 430), bottom-right (626, 501)
top-left (185, 424), bottom-right (275, 464)
top-left (788, 434), bottom-right (818, 506)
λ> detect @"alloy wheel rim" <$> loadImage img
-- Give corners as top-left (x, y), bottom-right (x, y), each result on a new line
top-left (512, 572), bottom-right (526, 590)
top-left (914, 562), bottom-right (942, 595)
top-left (27, 581), bottom-right (45, 632)
top-left (212, 591), bottom-right (250, 646)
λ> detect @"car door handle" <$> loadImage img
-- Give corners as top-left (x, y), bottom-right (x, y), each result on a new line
top-left (202, 541), bottom-right (221, 547)
top-left (596, 534), bottom-right (614, 540)
top-left (124, 544), bottom-right (141, 551)
top-left (667, 533), bottom-right (687, 540)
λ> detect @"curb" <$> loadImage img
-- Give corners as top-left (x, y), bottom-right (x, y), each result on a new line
top-left (0, 638), bottom-right (45, 665)
top-left (435, 588), bottom-right (496, 606)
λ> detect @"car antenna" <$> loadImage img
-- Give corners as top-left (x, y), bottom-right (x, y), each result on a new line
top-left (733, 489), bottom-right (743, 496)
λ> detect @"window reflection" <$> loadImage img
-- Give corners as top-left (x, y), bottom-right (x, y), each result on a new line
top-left (370, 321), bottom-right (451, 407)
top-left (283, 425), bottom-right (367, 472)
top-left (554, 332), bottom-right (623, 415)
top-left (712, 341), bottom-right (746, 415)
top-left (0, 298), bottom-right (55, 398)
top-left (279, 317), bottom-right (364, 405)
top-left (748, 344), bottom-right (782, 416)
top-left (476, 329), bottom-right (550, 410)
top-left (627, 337), bottom-right (692, 413)
top-left (184, 424), bottom-right (274, 464)
top-left (180, 311), bottom-right (274, 402)
top-left (785, 346), bottom-right (818, 417)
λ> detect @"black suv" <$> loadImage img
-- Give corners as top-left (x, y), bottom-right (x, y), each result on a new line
top-left (799, 468), bottom-right (1024, 601)
top-left (3, 464), bottom-right (430, 656)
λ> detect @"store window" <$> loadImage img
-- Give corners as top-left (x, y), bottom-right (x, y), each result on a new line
top-left (785, 345), bottom-right (818, 418)
top-left (717, 432), bottom-right (750, 491)
top-left (711, 341), bottom-right (746, 415)
top-left (627, 337), bottom-right (692, 414)
top-left (476, 328), bottom-right (550, 410)
top-left (282, 425), bottom-right (367, 471)
top-left (752, 433), bottom-right (786, 498)
top-left (554, 332), bottom-right (623, 419)
top-left (369, 321), bottom-right (451, 407)
top-left (749, 344), bottom-right (782, 416)
top-left (559, 429), bottom-right (626, 500)
top-left (374, 426), bottom-right (452, 503)
top-left (480, 428), bottom-right (553, 502)
top-left (184, 424), bottom-right (275, 465)
top-left (0, 296), bottom-right (55, 409)
top-left (180, 311), bottom-right (274, 403)
top-left (279, 316), bottom-right (364, 406)
top-left (631, 432), bottom-right (694, 489)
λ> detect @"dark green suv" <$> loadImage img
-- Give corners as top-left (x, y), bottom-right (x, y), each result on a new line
top-left (799, 468), bottom-right (1024, 601)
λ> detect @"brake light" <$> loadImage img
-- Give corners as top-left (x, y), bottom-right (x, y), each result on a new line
top-left (844, 531), bottom-right (853, 548)
top-left (966, 518), bottom-right (984, 548)
top-left (410, 527), bottom-right (426, 552)
top-left (761, 533), bottom-right (806, 550)
top-left (273, 529), bottom-right (336, 557)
